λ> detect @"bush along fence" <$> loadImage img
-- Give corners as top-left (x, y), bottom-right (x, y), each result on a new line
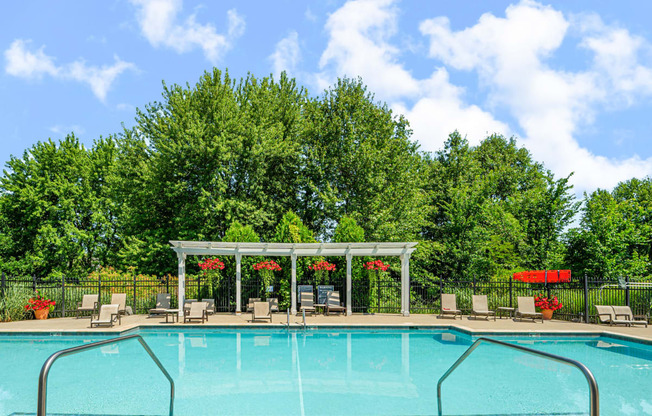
top-left (1, 269), bottom-right (651, 322)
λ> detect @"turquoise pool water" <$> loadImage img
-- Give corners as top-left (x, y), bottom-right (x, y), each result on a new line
top-left (1, 328), bottom-right (651, 415)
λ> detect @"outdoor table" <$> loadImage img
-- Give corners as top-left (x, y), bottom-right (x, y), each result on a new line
top-left (163, 309), bottom-right (180, 323)
top-left (314, 304), bottom-right (326, 315)
top-left (497, 307), bottom-right (515, 319)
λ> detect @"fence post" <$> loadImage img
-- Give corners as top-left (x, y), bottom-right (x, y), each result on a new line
top-left (198, 274), bottom-right (202, 300)
top-left (583, 274), bottom-right (589, 324)
top-left (625, 275), bottom-right (630, 307)
top-left (61, 275), bottom-right (65, 318)
top-left (166, 275), bottom-right (170, 296)
top-left (32, 274), bottom-right (37, 293)
top-left (133, 271), bottom-right (137, 315)
top-left (509, 277), bottom-right (513, 308)
top-left (98, 272), bottom-right (101, 304)
top-left (472, 275), bottom-right (476, 295)
top-left (1, 271), bottom-right (6, 299)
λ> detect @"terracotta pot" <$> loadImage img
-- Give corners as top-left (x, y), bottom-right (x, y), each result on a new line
top-left (541, 308), bottom-right (554, 320)
top-left (34, 308), bottom-right (50, 320)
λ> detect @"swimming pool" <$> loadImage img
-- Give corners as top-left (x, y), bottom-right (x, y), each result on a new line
top-left (1, 328), bottom-right (651, 415)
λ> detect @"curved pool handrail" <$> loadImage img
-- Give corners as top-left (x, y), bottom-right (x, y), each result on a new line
top-left (37, 333), bottom-right (174, 416)
top-left (437, 336), bottom-right (599, 416)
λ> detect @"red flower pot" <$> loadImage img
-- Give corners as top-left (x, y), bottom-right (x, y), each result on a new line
top-left (34, 309), bottom-right (50, 320)
top-left (541, 309), bottom-right (553, 320)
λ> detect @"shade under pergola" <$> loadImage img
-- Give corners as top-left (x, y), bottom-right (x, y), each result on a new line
top-left (170, 241), bottom-right (418, 316)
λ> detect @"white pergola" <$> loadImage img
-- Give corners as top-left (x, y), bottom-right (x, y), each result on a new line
top-left (170, 241), bottom-right (418, 316)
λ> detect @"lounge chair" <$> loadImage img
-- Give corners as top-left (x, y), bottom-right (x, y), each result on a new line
top-left (595, 305), bottom-right (647, 327)
top-left (247, 298), bottom-right (261, 312)
top-left (471, 295), bottom-right (495, 320)
top-left (515, 297), bottom-right (543, 323)
top-left (183, 298), bottom-right (197, 313)
top-left (110, 293), bottom-right (127, 316)
top-left (90, 304), bottom-right (121, 328)
top-left (438, 294), bottom-right (462, 319)
top-left (202, 298), bottom-right (215, 315)
top-left (252, 301), bottom-right (272, 322)
top-left (300, 292), bottom-right (316, 315)
top-left (267, 298), bottom-right (279, 313)
top-left (184, 301), bottom-right (208, 324)
top-left (325, 291), bottom-right (346, 316)
top-left (612, 305), bottom-right (648, 327)
top-left (76, 294), bottom-right (99, 318)
top-left (149, 293), bottom-right (171, 317)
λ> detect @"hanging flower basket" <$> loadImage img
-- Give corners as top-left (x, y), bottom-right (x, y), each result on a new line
top-left (513, 270), bottom-right (571, 283)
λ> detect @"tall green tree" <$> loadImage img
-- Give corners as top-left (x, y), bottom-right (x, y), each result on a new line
top-left (0, 135), bottom-right (118, 278)
top-left (302, 77), bottom-right (427, 241)
top-left (566, 178), bottom-right (652, 280)
top-left (112, 69), bottom-right (307, 274)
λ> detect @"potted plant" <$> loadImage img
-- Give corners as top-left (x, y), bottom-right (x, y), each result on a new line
top-left (364, 259), bottom-right (390, 313)
top-left (253, 260), bottom-right (282, 296)
top-left (534, 293), bottom-right (563, 320)
top-left (198, 257), bottom-right (225, 299)
top-left (309, 260), bottom-right (336, 284)
top-left (24, 292), bottom-right (56, 320)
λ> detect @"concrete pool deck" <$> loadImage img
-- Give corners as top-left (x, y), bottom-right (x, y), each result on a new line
top-left (1, 312), bottom-right (651, 342)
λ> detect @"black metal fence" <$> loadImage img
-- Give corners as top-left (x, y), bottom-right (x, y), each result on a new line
top-left (2, 271), bottom-right (651, 322)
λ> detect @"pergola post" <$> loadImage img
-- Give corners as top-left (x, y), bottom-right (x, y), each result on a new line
top-left (401, 253), bottom-right (410, 317)
top-left (346, 252), bottom-right (352, 316)
top-left (177, 252), bottom-right (186, 317)
top-left (235, 252), bottom-right (242, 315)
top-left (291, 253), bottom-right (297, 315)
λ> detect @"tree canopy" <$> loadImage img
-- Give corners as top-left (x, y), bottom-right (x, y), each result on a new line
top-left (1, 68), bottom-right (642, 284)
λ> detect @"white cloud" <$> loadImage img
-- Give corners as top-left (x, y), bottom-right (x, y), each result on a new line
top-left (68, 57), bottom-right (135, 101)
top-left (130, 0), bottom-right (244, 63)
top-left (49, 124), bottom-right (86, 136)
top-left (270, 31), bottom-right (301, 79)
top-left (4, 39), bottom-right (59, 79)
top-left (316, 0), bottom-right (508, 151)
top-left (4, 39), bottom-right (135, 102)
top-left (419, 0), bottom-right (652, 193)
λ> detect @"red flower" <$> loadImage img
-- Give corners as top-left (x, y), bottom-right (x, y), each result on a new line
top-left (534, 294), bottom-right (563, 311)
top-left (24, 292), bottom-right (56, 311)
top-left (198, 257), bottom-right (225, 271)
top-left (364, 260), bottom-right (389, 271)
top-left (253, 260), bottom-right (282, 272)
top-left (309, 261), bottom-right (336, 271)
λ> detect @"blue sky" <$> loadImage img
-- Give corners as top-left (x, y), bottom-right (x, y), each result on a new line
top-left (3, 0), bottom-right (652, 197)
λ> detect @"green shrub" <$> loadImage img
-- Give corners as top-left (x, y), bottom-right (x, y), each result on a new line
top-left (0, 285), bottom-right (32, 321)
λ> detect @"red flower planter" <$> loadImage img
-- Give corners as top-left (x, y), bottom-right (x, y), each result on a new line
top-left (34, 309), bottom-right (50, 320)
top-left (541, 309), bottom-right (553, 320)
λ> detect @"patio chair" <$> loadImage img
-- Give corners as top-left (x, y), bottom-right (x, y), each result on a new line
top-left (300, 292), bottom-right (316, 315)
top-left (325, 291), bottom-right (346, 316)
top-left (110, 293), bottom-right (127, 316)
top-left (438, 294), bottom-right (462, 319)
top-left (252, 301), bottom-right (272, 323)
top-left (183, 299), bottom-right (197, 313)
top-left (612, 305), bottom-right (648, 327)
top-left (202, 298), bottom-right (215, 315)
top-left (149, 293), bottom-right (171, 317)
top-left (90, 304), bottom-right (121, 328)
top-left (471, 295), bottom-right (496, 321)
top-left (515, 297), bottom-right (543, 323)
top-left (184, 301), bottom-right (208, 324)
top-left (247, 298), bottom-right (261, 312)
top-left (267, 298), bottom-right (279, 313)
top-left (596, 305), bottom-right (647, 327)
top-left (76, 294), bottom-right (99, 318)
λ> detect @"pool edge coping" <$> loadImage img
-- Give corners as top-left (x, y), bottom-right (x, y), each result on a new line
top-left (2, 323), bottom-right (652, 346)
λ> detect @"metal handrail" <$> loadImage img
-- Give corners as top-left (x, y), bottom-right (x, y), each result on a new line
top-left (302, 308), bottom-right (306, 329)
top-left (37, 334), bottom-right (174, 416)
top-left (437, 337), bottom-right (599, 416)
